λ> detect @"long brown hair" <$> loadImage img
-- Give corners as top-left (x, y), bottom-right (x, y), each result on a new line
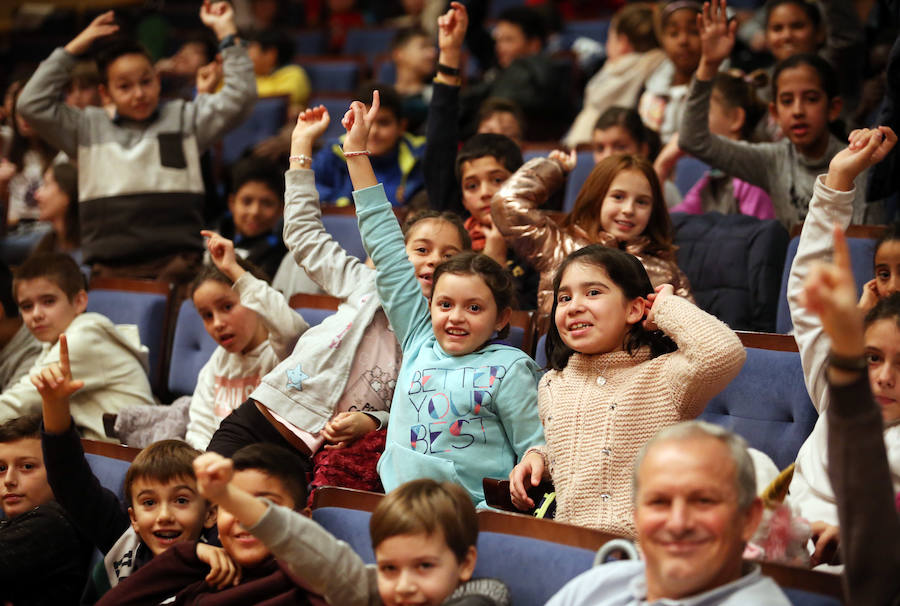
top-left (561, 154), bottom-right (675, 259)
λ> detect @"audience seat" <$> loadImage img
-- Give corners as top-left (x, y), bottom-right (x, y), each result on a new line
top-left (299, 57), bottom-right (364, 93)
top-left (535, 333), bottom-right (548, 369)
top-left (700, 334), bottom-right (816, 470)
top-left (558, 19), bottom-right (610, 49)
top-left (167, 299), bottom-right (217, 398)
top-left (0, 222), bottom-right (52, 267)
top-left (562, 150), bottom-right (594, 212)
top-left (674, 156), bottom-right (710, 196)
top-left (292, 29), bottom-right (327, 56)
top-left (221, 96), bottom-right (289, 165)
top-left (506, 309), bottom-right (536, 356)
top-left (82, 439), bottom-right (139, 504)
top-left (775, 234), bottom-right (876, 333)
top-left (321, 214), bottom-right (367, 260)
top-left (289, 293), bottom-right (341, 328)
top-left (86, 277), bottom-right (173, 395)
top-left (343, 27), bottom-right (398, 58)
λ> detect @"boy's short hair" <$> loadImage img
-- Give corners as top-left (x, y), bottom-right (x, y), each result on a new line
top-left (455, 133), bottom-right (523, 182)
top-left (232, 443), bottom-right (309, 508)
top-left (13, 252), bottom-right (86, 302)
top-left (476, 98), bottom-right (526, 136)
top-left (249, 29), bottom-right (294, 67)
top-left (612, 3), bottom-right (659, 52)
top-left (0, 413), bottom-right (42, 443)
top-left (497, 6), bottom-right (548, 46)
top-left (370, 479), bottom-right (478, 563)
top-left (124, 440), bottom-right (203, 507)
top-left (391, 26), bottom-right (430, 52)
top-left (93, 36), bottom-right (153, 83)
top-left (231, 155), bottom-right (285, 201)
top-left (354, 82), bottom-right (404, 122)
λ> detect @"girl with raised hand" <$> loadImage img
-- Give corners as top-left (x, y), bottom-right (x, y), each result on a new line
top-left (491, 150), bottom-right (691, 332)
top-left (184, 231), bottom-right (307, 450)
top-left (343, 92), bottom-right (543, 507)
top-left (785, 126), bottom-right (900, 566)
top-left (509, 245), bottom-right (745, 537)
top-left (679, 0), bottom-right (879, 228)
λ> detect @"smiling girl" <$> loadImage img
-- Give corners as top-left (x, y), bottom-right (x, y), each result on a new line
top-left (344, 93), bottom-right (543, 507)
top-left (184, 231), bottom-right (307, 450)
top-left (492, 152), bottom-right (690, 332)
top-left (509, 245), bottom-right (744, 537)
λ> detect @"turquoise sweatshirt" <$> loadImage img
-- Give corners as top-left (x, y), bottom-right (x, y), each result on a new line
top-left (353, 184), bottom-right (544, 507)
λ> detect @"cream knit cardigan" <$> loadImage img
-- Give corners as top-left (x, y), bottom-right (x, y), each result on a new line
top-left (532, 295), bottom-right (745, 538)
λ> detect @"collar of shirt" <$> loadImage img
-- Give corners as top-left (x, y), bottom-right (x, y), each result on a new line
top-left (629, 563), bottom-right (764, 605)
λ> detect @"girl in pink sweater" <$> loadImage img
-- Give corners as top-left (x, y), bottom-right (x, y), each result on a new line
top-left (509, 245), bottom-right (745, 537)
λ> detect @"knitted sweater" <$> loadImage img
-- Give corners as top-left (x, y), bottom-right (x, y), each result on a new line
top-left (531, 296), bottom-right (745, 538)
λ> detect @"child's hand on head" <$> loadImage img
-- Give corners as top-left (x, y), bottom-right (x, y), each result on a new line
top-left (201, 230), bottom-right (243, 281)
top-left (30, 333), bottom-right (83, 409)
top-left (341, 91), bottom-right (380, 154)
top-left (193, 451), bottom-right (235, 503)
top-left (801, 225), bottom-right (864, 355)
top-left (196, 58), bottom-right (223, 95)
top-left (65, 11), bottom-right (119, 56)
top-left (548, 149), bottom-right (577, 173)
top-left (200, 0), bottom-right (238, 40)
top-left (643, 284), bottom-right (674, 331)
top-left (291, 105), bottom-right (331, 152)
top-left (697, 0), bottom-right (736, 76)
top-left (196, 544), bottom-right (242, 589)
top-left (322, 411), bottom-right (377, 449)
top-left (826, 126), bottom-right (897, 191)
top-left (438, 2), bottom-right (468, 54)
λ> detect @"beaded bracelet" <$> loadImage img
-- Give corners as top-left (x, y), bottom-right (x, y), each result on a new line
top-left (288, 154), bottom-right (312, 168)
top-left (343, 150), bottom-right (371, 157)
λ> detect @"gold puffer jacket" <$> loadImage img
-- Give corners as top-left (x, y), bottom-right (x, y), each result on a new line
top-left (491, 157), bottom-right (693, 332)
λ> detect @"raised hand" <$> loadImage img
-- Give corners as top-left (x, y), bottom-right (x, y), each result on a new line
top-left (482, 219), bottom-right (509, 264)
top-left (322, 411), bottom-right (377, 449)
top-left (643, 284), bottom-right (674, 331)
top-left (200, 230), bottom-right (243, 281)
top-left (341, 91), bottom-right (380, 154)
top-left (291, 105), bottom-right (331, 156)
top-left (196, 544), bottom-right (241, 589)
top-left (858, 279), bottom-right (880, 312)
top-left (697, 0), bottom-right (737, 79)
top-left (826, 127), bottom-right (897, 191)
top-left (195, 59), bottom-right (223, 94)
top-left (438, 2), bottom-right (468, 58)
top-left (65, 11), bottom-right (119, 56)
top-left (194, 451), bottom-right (235, 503)
top-left (548, 149), bottom-right (577, 173)
top-left (200, 0), bottom-right (238, 40)
top-left (801, 225), bottom-right (864, 356)
top-left (31, 334), bottom-right (83, 433)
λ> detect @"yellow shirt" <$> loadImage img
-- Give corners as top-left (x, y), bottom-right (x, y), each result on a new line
top-left (256, 65), bottom-right (311, 107)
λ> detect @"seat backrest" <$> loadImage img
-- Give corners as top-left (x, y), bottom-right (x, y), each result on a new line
top-left (292, 30), bottom-right (326, 55)
top-left (776, 235), bottom-right (876, 333)
top-left (506, 310), bottom-right (535, 356)
top-left (222, 96), bottom-right (288, 165)
top-left (300, 58), bottom-right (362, 93)
top-left (343, 27), bottom-right (398, 57)
top-left (535, 333), bottom-right (548, 369)
top-left (562, 150), bottom-right (594, 212)
top-left (674, 156), bottom-right (710, 196)
top-left (86, 282), bottom-right (171, 394)
top-left (700, 347), bottom-right (816, 469)
top-left (85, 453), bottom-right (131, 505)
top-left (311, 507), bottom-right (377, 563)
top-left (321, 215), bottom-right (366, 260)
top-left (167, 299), bottom-right (217, 397)
top-left (558, 19), bottom-right (610, 49)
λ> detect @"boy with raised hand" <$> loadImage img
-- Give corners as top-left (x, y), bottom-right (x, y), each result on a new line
top-left (16, 1), bottom-right (256, 283)
top-left (0, 252), bottom-right (154, 441)
top-left (0, 413), bottom-right (95, 604)
top-left (97, 443), bottom-right (314, 605)
top-left (33, 333), bottom-right (231, 600)
top-left (194, 451), bottom-right (509, 606)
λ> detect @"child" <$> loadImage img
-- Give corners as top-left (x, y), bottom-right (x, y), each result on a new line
top-left (344, 93), bottom-right (544, 506)
top-left (96, 443), bottom-right (311, 604)
top-left (208, 105), bottom-right (470, 497)
top-left (185, 231), bottom-right (307, 450)
top-left (16, 2), bottom-right (256, 283)
top-left (0, 252), bottom-right (154, 441)
top-left (214, 156), bottom-right (288, 280)
top-left (670, 71), bottom-right (775, 219)
top-left (509, 245), bottom-right (745, 537)
top-left (32, 336), bottom-right (226, 598)
top-left (0, 262), bottom-right (40, 393)
top-left (492, 153), bottom-right (692, 332)
top-left (34, 161), bottom-right (81, 257)
top-left (194, 455), bottom-right (512, 606)
top-left (475, 98), bottom-right (525, 145)
top-left (390, 26), bottom-right (437, 134)
top-left (0, 413), bottom-right (94, 604)
top-left (637, 0), bottom-right (702, 143)
top-left (314, 84), bottom-right (426, 207)
top-left (785, 125), bottom-right (899, 565)
top-left (679, 0), bottom-right (874, 228)
top-left (565, 2), bottom-right (666, 148)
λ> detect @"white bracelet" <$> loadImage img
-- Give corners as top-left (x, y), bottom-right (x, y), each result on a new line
top-left (342, 150), bottom-right (370, 157)
top-left (289, 154), bottom-right (312, 167)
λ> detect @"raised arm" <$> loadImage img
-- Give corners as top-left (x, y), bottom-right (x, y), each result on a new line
top-left (282, 106), bottom-right (377, 299)
top-left (788, 127), bottom-right (896, 413)
top-left (345, 94), bottom-right (431, 347)
top-left (425, 2), bottom-right (467, 215)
